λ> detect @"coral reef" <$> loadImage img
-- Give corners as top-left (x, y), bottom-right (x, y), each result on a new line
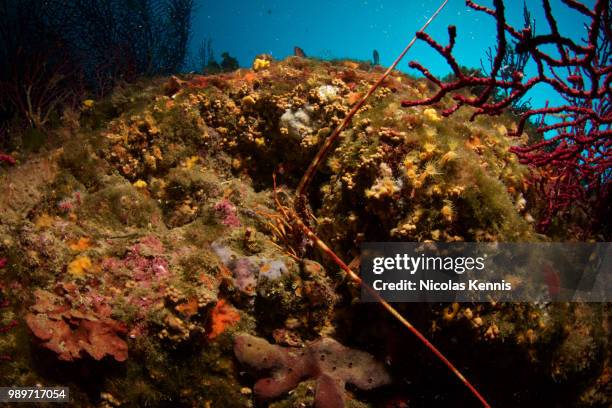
top-left (234, 333), bottom-right (390, 407)
top-left (0, 56), bottom-right (607, 407)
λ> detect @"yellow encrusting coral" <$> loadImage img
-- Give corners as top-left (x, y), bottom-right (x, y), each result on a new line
top-left (252, 58), bottom-right (270, 72)
top-left (423, 107), bottom-right (442, 122)
top-left (133, 180), bottom-right (148, 189)
top-left (68, 256), bottom-right (93, 278)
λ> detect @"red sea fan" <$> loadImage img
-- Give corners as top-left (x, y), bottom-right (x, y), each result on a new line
top-left (402, 0), bottom-right (611, 235)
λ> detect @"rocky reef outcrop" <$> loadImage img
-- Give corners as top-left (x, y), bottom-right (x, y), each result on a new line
top-left (0, 57), bottom-right (608, 407)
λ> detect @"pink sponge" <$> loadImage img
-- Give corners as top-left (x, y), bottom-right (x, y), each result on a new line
top-left (234, 333), bottom-right (391, 408)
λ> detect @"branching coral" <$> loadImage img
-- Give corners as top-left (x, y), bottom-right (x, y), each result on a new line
top-left (0, 47), bottom-right (82, 130)
top-left (234, 333), bottom-right (390, 408)
top-left (0, 0), bottom-right (196, 131)
top-left (402, 0), bottom-right (611, 234)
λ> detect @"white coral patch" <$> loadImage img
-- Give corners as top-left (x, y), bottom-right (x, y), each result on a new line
top-left (280, 108), bottom-right (313, 139)
top-left (316, 85), bottom-right (339, 103)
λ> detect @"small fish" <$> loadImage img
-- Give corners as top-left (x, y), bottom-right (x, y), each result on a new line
top-left (542, 263), bottom-right (561, 297)
top-left (373, 49), bottom-right (380, 65)
top-left (294, 46), bottom-right (307, 58)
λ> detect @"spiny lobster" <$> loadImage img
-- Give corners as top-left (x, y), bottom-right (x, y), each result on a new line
top-left (269, 1), bottom-right (492, 406)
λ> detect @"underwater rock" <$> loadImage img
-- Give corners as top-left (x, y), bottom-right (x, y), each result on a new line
top-left (250, 258), bottom-right (337, 339)
top-left (372, 49), bottom-right (380, 66)
top-left (294, 46), bottom-right (307, 58)
top-left (234, 333), bottom-right (391, 407)
top-left (0, 55), bottom-right (606, 406)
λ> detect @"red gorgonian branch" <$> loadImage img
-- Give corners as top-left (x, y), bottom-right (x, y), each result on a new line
top-left (402, 0), bottom-right (611, 235)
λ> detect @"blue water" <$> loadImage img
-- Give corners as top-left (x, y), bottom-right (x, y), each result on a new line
top-left (191, 0), bottom-right (595, 111)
